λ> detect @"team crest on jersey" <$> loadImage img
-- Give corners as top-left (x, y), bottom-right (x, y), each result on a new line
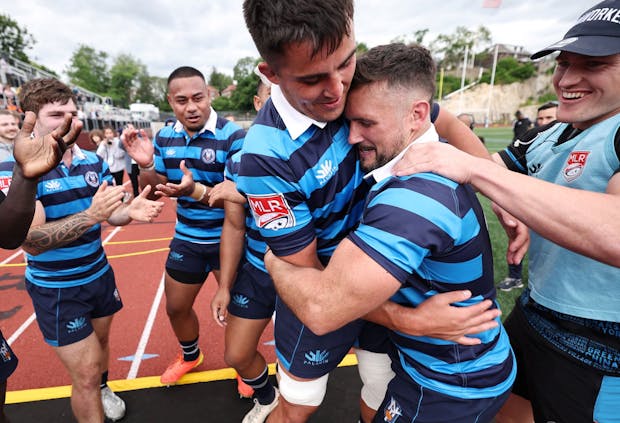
top-left (247, 193), bottom-right (296, 230)
top-left (201, 148), bottom-right (216, 164)
top-left (563, 151), bottom-right (589, 182)
top-left (84, 171), bottom-right (100, 188)
top-left (383, 397), bottom-right (402, 422)
top-left (0, 176), bottom-right (11, 195)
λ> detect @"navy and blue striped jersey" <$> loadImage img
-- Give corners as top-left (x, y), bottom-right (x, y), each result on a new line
top-left (237, 98), bottom-right (367, 262)
top-left (154, 111), bottom-right (244, 243)
top-left (225, 151), bottom-right (268, 272)
top-left (0, 147), bottom-right (113, 288)
top-left (349, 167), bottom-right (515, 399)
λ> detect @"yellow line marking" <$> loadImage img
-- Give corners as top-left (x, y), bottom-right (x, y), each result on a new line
top-left (107, 248), bottom-right (170, 259)
top-left (6, 355), bottom-right (359, 404)
top-left (0, 248), bottom-right (170, 267)
top-left (106, 237), bottom-right (172, 245)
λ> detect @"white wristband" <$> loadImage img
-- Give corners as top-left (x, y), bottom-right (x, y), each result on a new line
top-left (139, 161), bottom-right (155, 171)
top-left (195, 184), bottom-right (208, 202)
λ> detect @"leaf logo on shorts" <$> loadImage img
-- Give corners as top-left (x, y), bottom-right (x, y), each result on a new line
top-left (0, 340), bottom-right (12, 362)
top-left (67, 317), bottom-right (87, 333)
top-left (232, 294), bottom-right (249, 308)
top-left (304, 349), bottom-right (329, 366)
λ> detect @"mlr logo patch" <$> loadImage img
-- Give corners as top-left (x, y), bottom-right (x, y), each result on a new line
top-left (0, 176), bottom-right (11, 195)
top-left (247, 193), bottom-right (296, 231)
top-left (563, 151), bottom-right (589, 182)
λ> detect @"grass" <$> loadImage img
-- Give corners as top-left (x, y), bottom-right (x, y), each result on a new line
top-left (474, 126), bottom-right (527, 320)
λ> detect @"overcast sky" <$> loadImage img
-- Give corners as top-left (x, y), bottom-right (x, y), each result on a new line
top-left (5, 0), bottom-right (588, 80)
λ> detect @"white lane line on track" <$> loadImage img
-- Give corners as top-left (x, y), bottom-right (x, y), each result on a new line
top-left (1, 249), bottom-right (23, 265)
top-left (127, 272), bottom-right (165, 379)
top-left (6, 226), bottom-right (123, 346)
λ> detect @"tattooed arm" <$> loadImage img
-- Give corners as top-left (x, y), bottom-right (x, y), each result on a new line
top-left (22, 181), bottom-right (125, 256)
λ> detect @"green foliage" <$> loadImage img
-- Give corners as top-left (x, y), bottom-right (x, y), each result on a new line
top-left (438, 74), bottom-right (467, 98)
top-left (66, 45), bottom-right (110, 94)
top-left (233, 57), bottom-right (258, 82)
top-left (212, 96), bottom-right (233, 111)
top-left (390, 29), bottom-right (429, 46)
top-left (208, 67), bottom-right (233, 92)
top-left (0, 14), bottom-right (35, 62)
top-left (431, 25), bottom-right (491, 69)
top-left (355, 42), bottom-right (368, 55)
top-left (107, 54), bottom-right (147, 108)
top-left (480, 57), bottom-right (536, 84)
top-left (538, 91), bottom-right (557, 104)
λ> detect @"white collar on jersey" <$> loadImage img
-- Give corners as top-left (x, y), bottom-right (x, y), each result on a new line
top-left (270, 84), bottom-right (327, 140)
top-left (364, 124), bottom-right (439, 184)
top-left (173, 107), bottom-right (218, 136)
top-left (71, 143), bottom-right (86, 160)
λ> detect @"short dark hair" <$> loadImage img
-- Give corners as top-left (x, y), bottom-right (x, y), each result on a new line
top-left (538, 101), bottom-right (559, 112)
top-left (243, 0), bottom-right (354, 65)
top-left (167, 66), bottom-right (206, 87)
top-left (352, 43), bottom-right (436, 102)
top-left (19, 78), bottom-right (76, 116)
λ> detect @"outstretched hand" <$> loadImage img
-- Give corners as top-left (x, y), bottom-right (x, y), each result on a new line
top-left (127, 185), bottom-right (165, 222)
top-left (121, 124), bottom-right (154, 166)
top-left (85, 181), bottom-right (125, 223)
top-left (492, 202), bottom-right (530, 265)
top-left (208, 180), bottom-right (246, 207)
top-left (14, 111), bottom-right (82, 179)
top-left (155, 160), bottom-right (195, 198)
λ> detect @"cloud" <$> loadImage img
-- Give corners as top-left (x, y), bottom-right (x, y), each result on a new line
top-left (6, 0), bottom-right (586, 79)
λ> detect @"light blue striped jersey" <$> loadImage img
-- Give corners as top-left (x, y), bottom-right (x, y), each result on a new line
top-left (349, 132), bottom-right (515, 399)
top-left (500, 116), bottom-right (620, 322)
top-left (154, 110), bottom-right (244, 243)
top-left (0, 147), bottom-right (113, 288)
top-left (237, 88), bottom-right (367, 262)
top-left (225, 151), bottom-right (268, 272)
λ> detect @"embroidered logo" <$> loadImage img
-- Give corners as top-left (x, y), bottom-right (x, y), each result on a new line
top-left (44, 179), bottom-right (62, 192)
top-left (232, 294), bottom-right (249, 308)
top-left (201, 148), bottom-right (216, 164)
top-left (67, 317), bottom-right (87, 333)
top-left (169, 251), bottom-right (184, 262)
top-left (247, 194), bottom-right (295, 230)
top-left (165, 148), bottom-right (176, 157)
top-left (316, 160), bottom-right (336, 185)
top-left (563, 151), bottom-right (589, 182)
top-left (84, 171), bottom-right (99, 188)
top-left (304, 349), bottom-right (329, 366)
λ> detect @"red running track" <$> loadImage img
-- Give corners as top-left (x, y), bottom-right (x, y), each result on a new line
top-left (0, 196), bottom-right (277, 395)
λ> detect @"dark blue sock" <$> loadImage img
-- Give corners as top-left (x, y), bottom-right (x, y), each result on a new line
top-left (180, 338), bottom-right (200, 362)
top-left (242, 366), bottom-right (275, 405)
top-left (100, 370), bottom-right (109, 389)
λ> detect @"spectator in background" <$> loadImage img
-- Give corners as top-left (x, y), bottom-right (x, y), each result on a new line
top-left (457, 112), bottom-right (485, 143)
top-left (88, 129), bottom-right (104, 149)
top-left (535, 101), bottom-right (559, 127)
top-left (497, 101), bottom-right (559, 292)
top-left (96, 125), bottom-right (126, 187)
top-left (512, 110), bottom-right (532, 141)
top-left (0, 110), bottom-right (19, 162)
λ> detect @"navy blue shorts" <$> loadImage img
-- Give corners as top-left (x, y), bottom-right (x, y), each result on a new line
top-left (374, 370), bottom-right (510, 423)
top-left (228, 262), bottom-right (276, 320)
top-left (274, 297), bottom-right (364, 379)
top-left (0, 330), bottom-right (18, 382)
top-left (26, 267), bottom-right (123, 347)
top-left (165, 238), bottom-right (220, 284)
top-left (356, 321), bottom-right (392, 354)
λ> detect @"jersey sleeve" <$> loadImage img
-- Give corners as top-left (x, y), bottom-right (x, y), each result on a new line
top-left (237, 129), bottom-right (315, 257)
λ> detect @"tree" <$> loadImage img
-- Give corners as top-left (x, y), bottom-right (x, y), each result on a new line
top-left (66, 45), bottom-right (110, 94)
top-left (431, 25), bottom-right (491, 70)
top-left (0, 14), bottom-right (35, 62)
top-left (208, 67), bottom-right (233, 92)
top-left (391, 29), bottom-right (429, 46)
top-left (108, 54), bottom-right (146, 108)
top-left (233, 57), bottom-right (258, 82)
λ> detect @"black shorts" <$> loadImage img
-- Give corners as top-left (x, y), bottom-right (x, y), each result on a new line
top-left (505, 298), bottom-right (620, 422)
